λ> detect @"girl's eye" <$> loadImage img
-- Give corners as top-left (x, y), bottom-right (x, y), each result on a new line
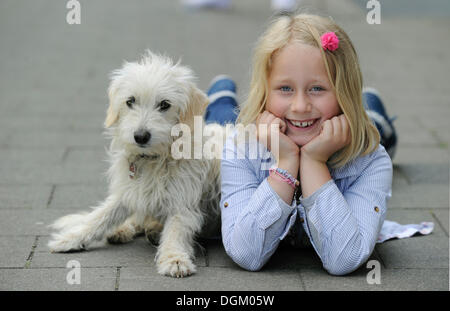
top-left (126, 96), bottom-right (135, 108)
top-left (159, 100), bottom-right (171, 111)
top-left (310, 86), bottom-right (324, 92)
top-left (280, 86), bottom-right (293, 92)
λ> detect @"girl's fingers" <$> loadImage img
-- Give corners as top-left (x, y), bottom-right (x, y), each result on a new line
top-left (321, 119), bottom-right (333, 138)
top-left (332, 116), bottom-right (342, 138)
top-left (269, 118), bottom-right (283, 138)
top-left (259, 111), bottom-right (274, 127)
top-left (259, 111), bottom-right (286, 134)
top-left (257, 111), bottom-right (267, 126)
top-left (277, 118), bottom-right (287, 134)
top-left (339, 114), bottom-right (351, 144)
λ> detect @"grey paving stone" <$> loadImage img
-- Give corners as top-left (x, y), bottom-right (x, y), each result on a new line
top-left (394, 147), bottom-right (449, 165)
top-left (414, 113), bottom-right (450, 135)
top-left (431, 209), bottom-right (449, 236)
top-left (389, 183), bottom-right (449, 209)
top-left (0, 236), bottom-right (36, 268)
top-left (0, 93), bottom-right (107, 117)
top-left (392, 166), bottom-right (409, 187)
top-left (6, 128), bottom-right (106, 148)
top-left (33, 236), bottom-right (157, 268)
top-left (0, 114), bottom-right (101, 131)
top-left (376, 236), bottom-right (448, 269)
top-left (201, 239), bottom-right (236, 268)
top-left (433, 128), bottom-right (450, 145)
top-left (300, 267), bottom-right (449, 291)
top-left (53, 147), bottom-right (109, 184)
top-left (119, 266), bottom-right (304, 291)
top-left (396, 163), bottom-right (449, 184)
top-left (52, 167), bottom-right (106, 184)
top-left (0, 267), bottom-right (116, 291)
top-left (33, 236), bottom-right (206, 269)
top-left (0, 148), bottom-right (65, 184)
top-left (391, 100), bottom-right (449, 117)
top-left (48, 183), bottom-right (108, 210)
top-left (0, 148), bottom-right (108, 184)
top-left (0, 132), bottom-right (10, 148)
top-left (353, 0), bottom-right (450, 18)
top-left (0, 209), bottom-right (70, 236)
top-left (392, 163), bottom-right (448, 212)
top-left (0, 184), bottom-right (53, 209)
top-left (394, 117), bottom-right (441, 147)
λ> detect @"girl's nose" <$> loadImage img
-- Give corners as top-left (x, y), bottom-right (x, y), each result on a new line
top-left (291, 93), bottom-right (311, 113)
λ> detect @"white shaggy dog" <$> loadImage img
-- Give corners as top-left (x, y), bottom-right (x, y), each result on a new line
top-left (48, 51), bottom-right (224, 277)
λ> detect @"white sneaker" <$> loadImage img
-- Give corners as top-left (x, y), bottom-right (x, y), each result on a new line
top-left (271, 0), bottom-right (298, 12)
top-left (181, 0), bottom-right (231, 10)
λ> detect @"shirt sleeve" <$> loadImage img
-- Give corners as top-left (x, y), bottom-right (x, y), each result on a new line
top-left (299, 148), bottom-right (393, 275)
top-left (220, 139), bottom-right (297, 271)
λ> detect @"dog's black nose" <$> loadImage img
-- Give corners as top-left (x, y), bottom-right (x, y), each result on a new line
top-left (134, 130), bottom-right (151, 145)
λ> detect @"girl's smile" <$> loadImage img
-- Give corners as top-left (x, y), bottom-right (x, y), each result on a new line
top-left (286, 117), bottom-right (320, 132)
top-left (266, 42), bottom-right (341, 147)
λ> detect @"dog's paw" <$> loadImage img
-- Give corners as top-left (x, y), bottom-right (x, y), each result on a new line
top-left (107, 224), bottom-right (136, 244)
top-left (144, 228), bottom-right (161, 246)
top-left (143, 217), bottom-right (163, 246)
top-left (157, 252), bottom-right (196, 278)
top-left (48, 232), bottom-right (87, 253)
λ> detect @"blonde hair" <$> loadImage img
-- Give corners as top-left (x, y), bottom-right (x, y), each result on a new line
top-left (237, 13), bottom-right (380, 168)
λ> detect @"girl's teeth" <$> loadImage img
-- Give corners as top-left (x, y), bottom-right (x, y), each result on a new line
top-left (291, 120), bottom-right (315, 128)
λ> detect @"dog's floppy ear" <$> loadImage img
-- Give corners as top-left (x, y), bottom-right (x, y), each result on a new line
top-left (104, 72), bottom-right (122, 128)
top-left (179, 84), bottom-right (209, 130)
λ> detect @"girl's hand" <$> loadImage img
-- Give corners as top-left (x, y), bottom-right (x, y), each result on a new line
top-left (301, 114), bottom-right (351, 163)
top-left (256, 111), bottom-right (300, 163)
top-left (257, 111), bottom-right (300, 205)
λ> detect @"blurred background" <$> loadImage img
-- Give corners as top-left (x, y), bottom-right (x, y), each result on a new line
top-left (0, 0), bottom-right (449, 149)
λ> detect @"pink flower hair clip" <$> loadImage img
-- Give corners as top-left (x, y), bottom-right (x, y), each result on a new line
top-left (321, 32), bottom-right (339, 52)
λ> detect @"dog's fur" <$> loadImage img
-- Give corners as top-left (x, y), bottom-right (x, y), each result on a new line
top-left (48, 51), bottom-right (224, 277)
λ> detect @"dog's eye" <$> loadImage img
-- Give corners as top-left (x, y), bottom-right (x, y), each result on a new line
top-left (126, 96), bottom-right (135, 108)
top-left (159, 100), bottom-right (171, 111)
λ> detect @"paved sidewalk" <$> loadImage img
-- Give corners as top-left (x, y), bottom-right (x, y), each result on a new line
top-left (0, 0), bottom-right (448, 291)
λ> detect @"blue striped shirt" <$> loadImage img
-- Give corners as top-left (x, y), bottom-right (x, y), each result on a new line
top-left (220, 129), bottom-right (393, 275)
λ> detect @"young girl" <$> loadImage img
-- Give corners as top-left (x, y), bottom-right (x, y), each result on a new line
top-left (204, 13), bottom-right (396, 275)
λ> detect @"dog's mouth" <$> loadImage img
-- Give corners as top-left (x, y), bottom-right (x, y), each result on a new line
top-left (133, 143), bottom-right (160, 159)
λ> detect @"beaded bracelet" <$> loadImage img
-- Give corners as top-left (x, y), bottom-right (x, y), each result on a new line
top-left (269, 168), bottom-right (300, 189)
top-left (271, 171), bottom-right (296, 189)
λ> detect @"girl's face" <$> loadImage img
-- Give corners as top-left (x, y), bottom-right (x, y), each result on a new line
top-left (266, 42), bottom-right (341, 147)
